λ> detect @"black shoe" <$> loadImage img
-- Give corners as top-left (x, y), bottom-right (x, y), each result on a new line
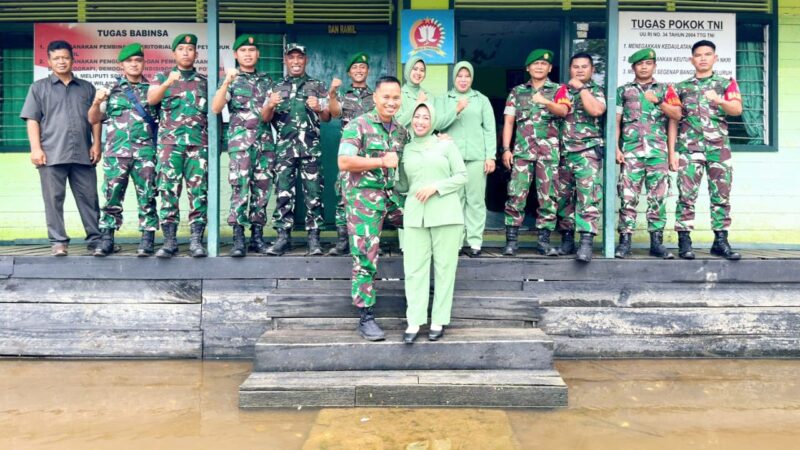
top-left (403, 331), bottom-right (418, 344)
top-left (328, 226), bottom-right (350, 256)
top-left (502, 226), bottom-right (519, 256)
top-left (357, 307), bottom-right (385, 341)
top-left (710, 230), bottom-right (741, 260)
top-left (559, 230), bottom-right (576, 255)
top-left (678, 231), bottom-right (696, 260)
top-left (189, 223), bottom-right (207, 258)
top-left (93, 229), bottom-right (115, 257)
top-left (307, 229), bottom-right (323, 256)
top-left (156, 223), bottom-right (179, 258)
top-left (266, 229), bottom-right (291, 256)
top-left (575, 232), bottom-right (594, 263)
top-left (615, 233), bottom-right (632, 259)
top-left (428, 327), bottom-right (444, 341)
top-left (537, 229), bottom-right (559, 256)
top-left (230, 224), bottom-right (246, 257)
top-left (137, 230), bottom-right (155, 257)
top-left (467, 247), bottom-right (481, 258)
top-left (248, 224), bottom-right (267, 254)
top-left (649, 230), bottom-right (674, 259)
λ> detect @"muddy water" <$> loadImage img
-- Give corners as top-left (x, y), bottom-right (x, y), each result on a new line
top-left (1, 360), bottom-right (799, 450)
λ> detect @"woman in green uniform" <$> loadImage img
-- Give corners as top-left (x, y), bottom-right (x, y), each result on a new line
top-left (398, 102), bottom-right (468, 343)
top-left (396, 56), bottom-right (455, 130)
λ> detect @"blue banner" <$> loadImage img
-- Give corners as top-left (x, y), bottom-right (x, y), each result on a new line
top-left (401, 9), bottom-right (455, 64)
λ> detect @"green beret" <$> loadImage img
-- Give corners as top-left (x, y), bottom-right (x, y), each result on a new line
top-left (172, 34), bottom-right (197, 51)
top-left (346, 52), bottom-right (369, 70)
top-left (233, 34), bottom-right (257, 51)
top-left (525, 49), bottom-right (554, 67)
top-left (629, 48), bottom-right (656, 64)
top-left (118, 43), bottom-right (144, 62)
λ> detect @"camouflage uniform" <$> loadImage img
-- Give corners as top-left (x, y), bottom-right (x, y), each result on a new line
top-left (503, 80), bottom-right (563, 231)
top-left (269, 74), bottom-right (328, 231)
top-left (557, 80), bottom-right (606, 235)
top-left (674, 73), bottom-right (737, 232)
top-left (223, 71), bottom-right (275, 227)
top-left (338, 110), bottom-right (408, 308)
top-left (334, 85), bottom-right (375, 228)
top-left (154, 67), bottom-right (208, 225)
top-left (99, 76), bottom-right (158, 232)
top-left (616, 80), bottom-right (672, 233)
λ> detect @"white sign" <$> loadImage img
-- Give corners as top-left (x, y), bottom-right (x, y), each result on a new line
top-left (617, 12), bottom-right (736, 84)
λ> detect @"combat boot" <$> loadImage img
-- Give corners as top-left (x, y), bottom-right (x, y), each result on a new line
top-left (156, 223), bottom-right (178, 258)
top-left (575, 232), bottom-right (594, 263)
top-left (189, 223), bottom-right (207, 258)
top-left (93, 229), bottom-right (115, 257)
top-left (137, 230), bottom-right (155, 257)
top-left (249, 224), bottom-right (267, 254)
top-left (710, 230), bottom-right (741, 260)
top-left (502, 226), bottom-right (519, 256)
top-left (614, 233), bottom-right (632, 259)
top-left (536, 229), bottom-right (559, 256)
top-left (649, 231), bottom-right (674, 259)
top-left (357, 306), bottom-right (385, 341)
top-left (677, 231), bottom-right (696, 260)
top-left (559, 230), bottom-right (576, 255)
top-left (266, 229), bottom-right (291, 256)
top-left (230, 224), bottom-right (246, 257)
top-left (327, 226), bottom-right (350, 256)
top-left (307, 229), bottom-right (323, 256)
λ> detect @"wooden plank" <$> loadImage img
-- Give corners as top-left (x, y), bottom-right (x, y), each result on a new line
top-left (202, 279), bottom-right (277, 323)
top-left (0, 256), bottom-right (11, 278)
top-left (0, 303), bottom-right (201, 330)
top-left (240, 388), bottom-right (355, 408)
top-left (264, 290), bottom-right (407, 318)
top-left (202, 321), bottom-right (272, 358)
top-left (273, 317), bottom-right (529, 331)
top-left (553, 335), bottom-right (800, 358)
top-left (277, 279), bottom-right (404, 291)
top-left (356, 385), bottom-right (567, 408)
top-left (0, 329), bottom-right (202, 358)
top-left (0, 279), bottom-right (201, 304)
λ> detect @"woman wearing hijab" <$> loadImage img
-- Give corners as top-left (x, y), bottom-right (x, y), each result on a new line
top-left (397, 102), bottom-right (468, 344)
top-left (438, 61), bottom-right (497, 257)
top-left (396, 57), bottom-right (455, 130)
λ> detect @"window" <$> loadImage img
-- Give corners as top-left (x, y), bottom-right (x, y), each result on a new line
top-left (0, 33), bottom-right (32, 151)
top-left (730, 23), bottom-right (769, 146)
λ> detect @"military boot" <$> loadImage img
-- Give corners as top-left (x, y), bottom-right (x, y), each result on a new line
top-left (357, 306), bottom-right (385, 341)
top-left (649, 231), bottom-right (674, 259)
top-left (230, 224), bottom-right (246, 257)
top-left (677, 231), bottom-right (696, 260)
top-left (559, 230), bottom-right (576, 255)
top-left (307, 229), bottom-right (323, 256)
top-left (249, 224), bottom-right (267, 254)
top-left (710, 230), bottom-right (741, 260)
top-left (327, 226), bottom-right (350, 256)
top-left (156, 223), bottom-right (178, 258)
top-left (614, 233), bottom-right (632, 259)
top-left (536, 229), bottom-right (559, 256)
top-left (189, 223), bottom-right (207, 258)
top-left (93, 229), bottom-right (115, 257)
top-left (137, 230), bottom-right (155, 257)
top-left (266, 229), bottom-right (291, 256)
top-left (575, 232), bottom-right (594, 263)
top-left (502, 226), bottom-right (519, 256)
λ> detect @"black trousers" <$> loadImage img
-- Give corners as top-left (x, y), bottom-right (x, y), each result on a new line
top-left (38, 163), bottom-right (101, 244)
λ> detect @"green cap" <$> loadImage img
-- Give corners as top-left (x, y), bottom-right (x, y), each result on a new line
top-left (118, 43), bottom-right (144, 62)
top-left (172, 34), bottom-right (198, 51)
top-left (525, 49), bottom-right (554, 67)
top-left (346, 52), bottom-right (369, 70)
top-left (629, 48), bottom-right (656, 64)
top-left (284, 43), bottom-right (306, 55)
top-left (233, 34), bottom-right (257, 51)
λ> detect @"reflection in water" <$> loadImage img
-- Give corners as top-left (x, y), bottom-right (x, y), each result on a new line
top-left (1, 360), bottom-right (798, 449)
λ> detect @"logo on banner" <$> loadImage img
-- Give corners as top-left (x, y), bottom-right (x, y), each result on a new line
top-left (408, 17), bottom-right (446, 57)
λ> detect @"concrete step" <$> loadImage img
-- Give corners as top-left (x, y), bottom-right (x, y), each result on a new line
top-left (252, 328), bottom-right (554, 372)
top-left (239, 369), bottom-right (567, 408)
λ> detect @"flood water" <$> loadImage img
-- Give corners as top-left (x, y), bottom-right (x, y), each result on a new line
top-left (1, 359), bottom-right (799, 450)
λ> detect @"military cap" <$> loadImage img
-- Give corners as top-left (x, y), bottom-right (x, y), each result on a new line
top-left (628, 48), bottom-right (657, 64)
top-left (284, 43), bottom-right (306, 55)
top-left (172, 33), bottom-right (198, 51)
top-left (346, 52), bottom-right (369, 70)
top-left (525, 49), bottom-right (554, 67)
top-left (233, 34), bottom-right (257, 51)
top-left (118, 43), bottom-right (144, 62)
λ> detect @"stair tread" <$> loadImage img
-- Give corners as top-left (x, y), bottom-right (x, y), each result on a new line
top-left (256, 327), bottom-right (551, 346)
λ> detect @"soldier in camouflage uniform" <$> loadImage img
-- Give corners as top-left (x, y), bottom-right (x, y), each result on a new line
top-left (671, 40), bottom-right (742, 260)
top-left (147, 33), bottom-right (209, 258)
top-left (338, 76), bottom-right (408, 341)
top-left (211, 34), bottom-right (275, 257)
top-left (556, 52), bottom-right (607, 263)
top-left (88, 43), bottom-right (158, 257)
top-left (501, 49), bottom-right (569, 257)
top-left (260, 43), bottom-right (331, 256)
top-left (614, 48), bottom-right (682, 259)
top-left (327, 51), bottom-right (374, 256)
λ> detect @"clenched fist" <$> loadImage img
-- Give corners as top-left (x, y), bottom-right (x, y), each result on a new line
top-left (225, 68), bottom-right (239, 84)
top-left (166, 70), bottom-right (182, 85)
top-left (381, 152), bottom-right (399, 169)
top-left (644, 90), bottom-right (659, 104)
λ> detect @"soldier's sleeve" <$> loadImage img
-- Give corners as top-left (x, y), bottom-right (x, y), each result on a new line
top-left (435, 94), bottom-right (458, 130)
top-left (338, 119), bottom-right (363, 157)
top-left (615, 86), bottom-right (624, 115)
top-left (503, 89), bottom-right (517, 117)
top-left (593, 84), bottom-right (607, 106)
top-left (19, 82), bottom-right (43, 121)
top-left (481, 95), bottom-right (497, 160)
top-left (153, 71), bottom-right (166, 87)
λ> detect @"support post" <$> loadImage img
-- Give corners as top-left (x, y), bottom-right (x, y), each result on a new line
top-left (603, 0), bottom-right (620, 258)
top-left (207, 0), bottom-right (220, 257)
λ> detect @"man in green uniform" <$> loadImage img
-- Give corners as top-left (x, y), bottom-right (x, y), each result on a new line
top-left (501, 49), bottom-right (569, 257)
top-left (338, 76), bottom-right (408, 341)
top-left (671, 40), bottom-right (742, 260)
top-left (260, 43), bottom-right (331, 256)
top-left (614, 48), bottom-right (682, 259)
top-left (327, 51), bottom-right (374, 256)
top-left (147, 33), bottom-right (209, 258)
top-left (556, 52), bottom-right (607, 263)
top-left (88, 43), bottom-right (159, 257)
top-left (211, 34), bottom-right (275, 257)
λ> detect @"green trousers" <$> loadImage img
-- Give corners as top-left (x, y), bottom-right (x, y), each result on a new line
top-left (460, 160), bottom-right (487, 249)
top-left (403, 224), bottom-right (463, 327)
